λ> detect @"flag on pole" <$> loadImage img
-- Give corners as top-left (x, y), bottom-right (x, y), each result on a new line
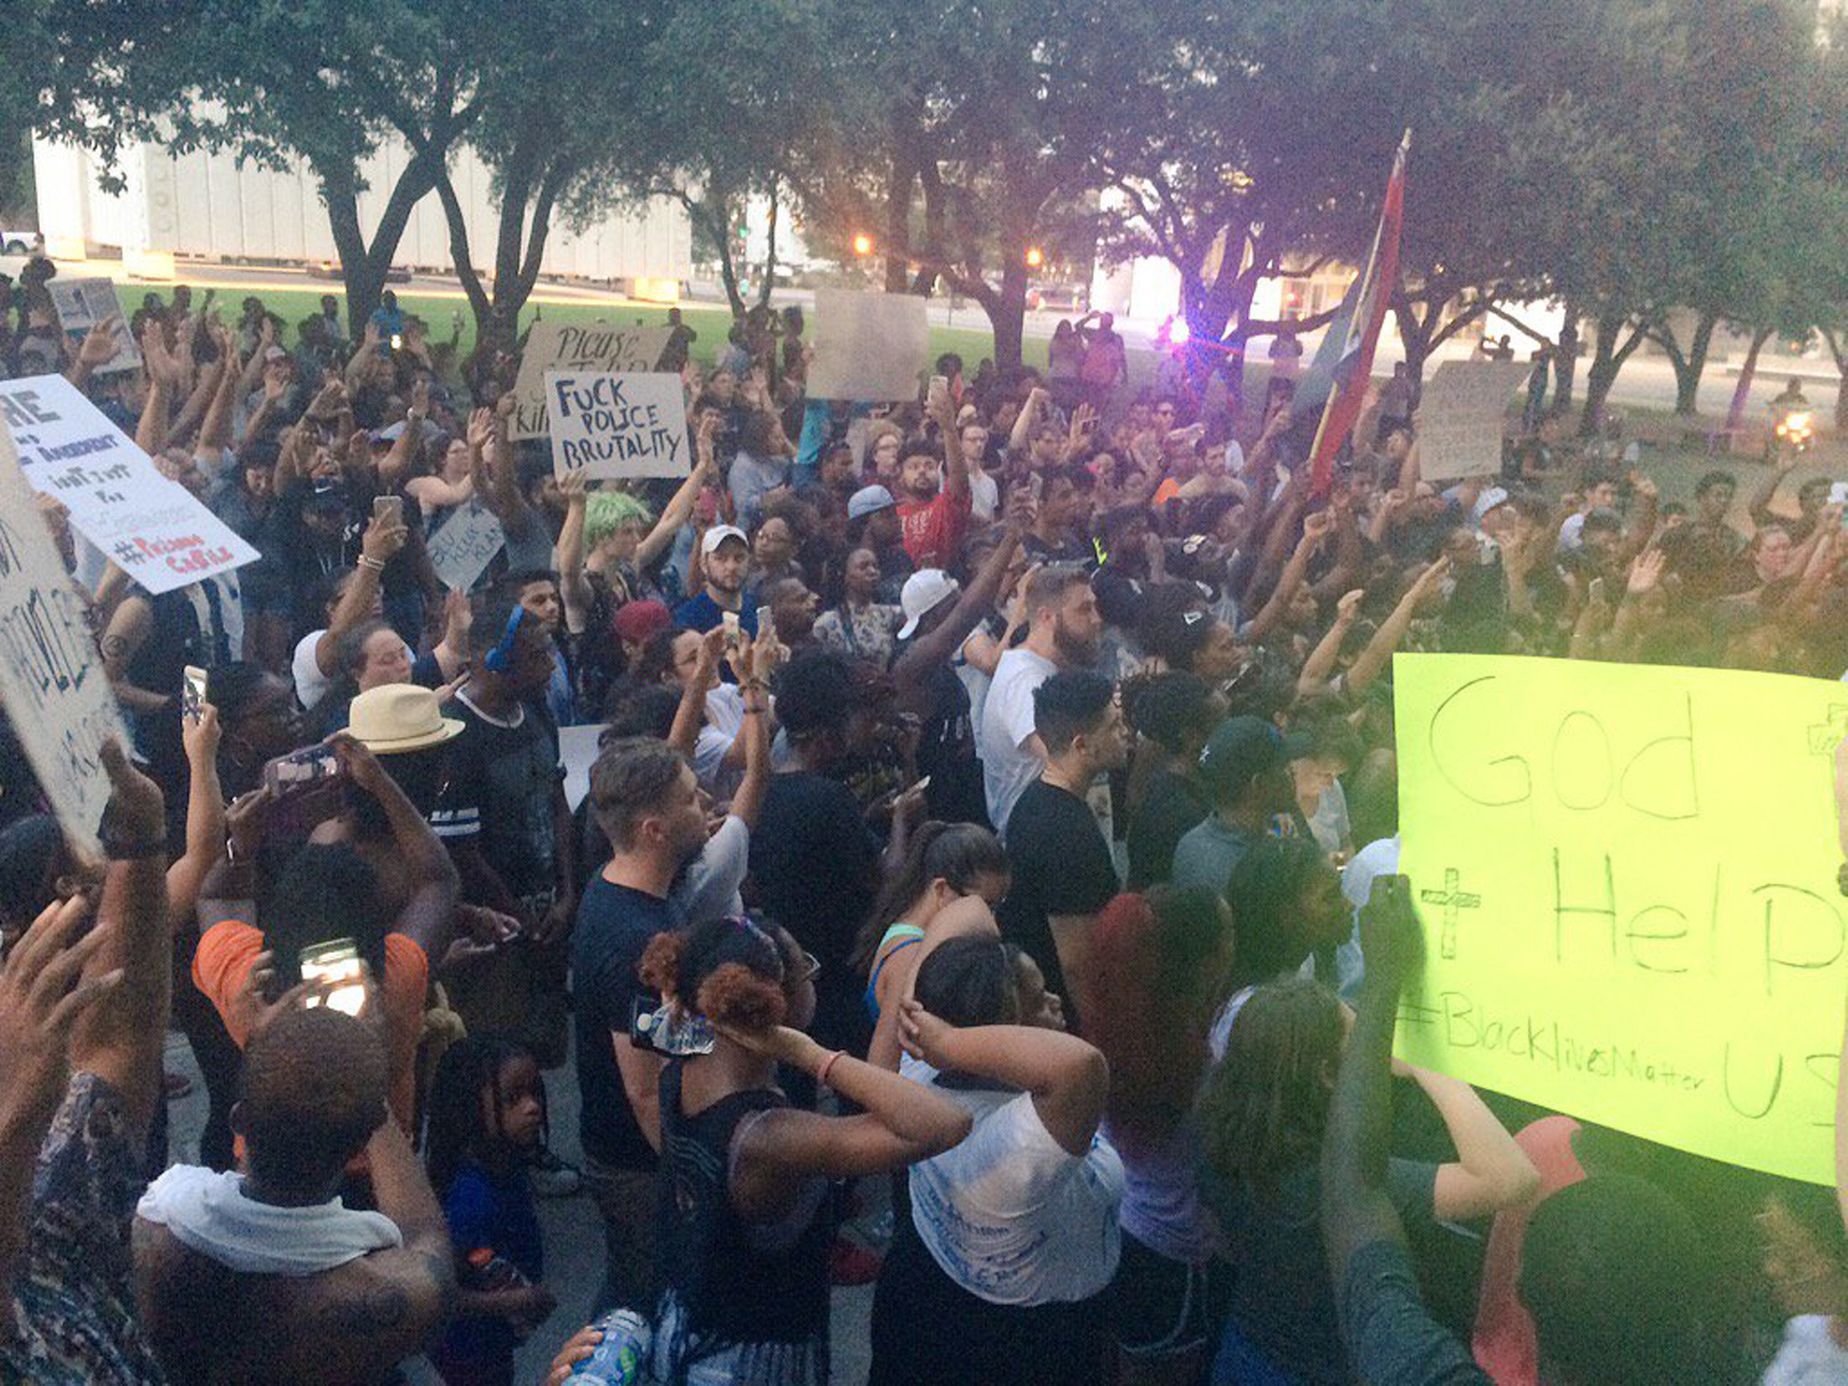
top-left (1300, 131), bottom-right (1410, 494)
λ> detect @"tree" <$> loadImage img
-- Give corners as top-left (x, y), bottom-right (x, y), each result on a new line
top-left (428, 0), bottom-right (669, 352)
top-left (26, 0), bottom-right (490, 334)
top-left (802, 0), bottom-right (1163, 371)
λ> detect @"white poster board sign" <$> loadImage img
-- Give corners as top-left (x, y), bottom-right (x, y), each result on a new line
top-left (47, 278), bottom-right (140, 375)
top-left (1414, 360), bottom-right (1532, 482)
top-left (0, 424), bottom-right (129, 858)
top-left (805, 289), bottom-right (930, 402)
top-left (546, 371), bottom-right (690, 481)
top-left (508, 321), bottom-right (672, 440)
top-left (0, 375), bottom-right (260, 595)
top-left (426, 498), bottom-right (506, 593)
top-left (559, 723), bottom-right (606, 813)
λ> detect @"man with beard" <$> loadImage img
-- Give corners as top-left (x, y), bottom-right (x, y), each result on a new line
top-left (674, 526), bottom-right (757, 643)
top-left (572, 736), bottom-right (719, 1316)
top-left (978, 565), bottom-right (1106, 833)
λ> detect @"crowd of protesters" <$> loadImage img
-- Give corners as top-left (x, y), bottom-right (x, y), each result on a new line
top-left (1, 257), bottom-right (1847, 1386)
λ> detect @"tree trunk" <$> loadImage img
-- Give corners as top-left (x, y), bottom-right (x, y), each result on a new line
top-left (1670, 310), bottom-right (1718, 416)
top-left (1553, 302), bottom-right (1581, 411)
top-left (883, 142), bottom-right (914, 294)
top-left (985, 256), bottom-right (1030, 373)
top-left (1724, 326), bottom-right (1774, 438)
top-left (755, 182), bottom-right (780, 311)
top-left (1393, 295), bottom-right (1434, 387)
top-left (317, 153), bottom-right (440, 338)
top-left (1579, 314), bottom-right (1644, 438)
top-left (1824, 330), bottom-right (1848, 435)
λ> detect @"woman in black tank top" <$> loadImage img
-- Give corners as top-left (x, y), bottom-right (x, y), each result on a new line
top-left (635, 915), bottom-right (971, 1385)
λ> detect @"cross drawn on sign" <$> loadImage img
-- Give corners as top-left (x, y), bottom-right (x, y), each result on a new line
top-left (1806, 705), bottom-right (1848, 756)
top-left (1420, 867), bottom-right (1481, 961)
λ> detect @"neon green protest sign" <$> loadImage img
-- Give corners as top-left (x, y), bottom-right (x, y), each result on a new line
top-left (1394, 653), bottom-right (1848, 1184)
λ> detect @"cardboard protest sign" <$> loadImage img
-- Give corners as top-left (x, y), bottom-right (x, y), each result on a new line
top-left (546, 371), bottom-right (690, 481)
top-left (47, 277), bottom-right (139, 375)
top-left (805, 289), bottom-right (929, 402)
top-left (426, 498), bottom-right (506, 593)
top-left (1395, 653), bottom-right (1848, 1183)
top-left (0, 375), bottom-right (259, 596)
top-left (0, 423), bottom-right (129, 859)
top-left (1412, 360), bottom-right (1531, 481)
top-left (508, 321), bottom-right (672, 440)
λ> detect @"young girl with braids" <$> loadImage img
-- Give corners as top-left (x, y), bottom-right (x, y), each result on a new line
top-left (853, 821), bottom-right (1011, 1070)
top-left (423, 1035), bottom-right (555, 1385)
top-left (637, 915), bottom-right (971, 1385)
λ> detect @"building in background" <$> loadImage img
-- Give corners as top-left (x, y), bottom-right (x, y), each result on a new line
top-left (31, 135), bottom-right (691, 300)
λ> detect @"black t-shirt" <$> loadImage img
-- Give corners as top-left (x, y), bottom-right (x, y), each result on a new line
top-left (898, 645), bottom-right (989, 829)
top-left (571, 876), bottom-right (670, 1170)
top-left (749, 771), bottom-right (880, 1053)
top-left (431, 693), bottom-right (561, 910)
top-left (1126, 767), bottom-right (1208, 890)
top-left (996, 779), bottom-right (1119, 1024)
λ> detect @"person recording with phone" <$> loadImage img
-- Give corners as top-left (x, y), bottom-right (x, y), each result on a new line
top-left (192, 726), bottom-right (458, 1136)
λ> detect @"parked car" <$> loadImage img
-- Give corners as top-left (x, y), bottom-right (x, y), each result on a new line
top-left (1, 229), bottom-right (39, 256)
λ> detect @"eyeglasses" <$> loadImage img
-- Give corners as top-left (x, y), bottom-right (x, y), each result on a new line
top-left (792, 950), bottom-right (822, 984)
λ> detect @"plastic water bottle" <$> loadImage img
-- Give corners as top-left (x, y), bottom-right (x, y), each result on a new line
top-left (572, 1307), bottom-right (652, 1384)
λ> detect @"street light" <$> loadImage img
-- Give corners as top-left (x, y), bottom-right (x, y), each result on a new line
top-left (1025, 246), bottom-right (1044, 269)
top-left (851, 232), bottom-right (875, 257)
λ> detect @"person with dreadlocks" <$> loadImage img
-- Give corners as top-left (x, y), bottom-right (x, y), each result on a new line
top-left (424, 1034), bottom-right (556, 1385)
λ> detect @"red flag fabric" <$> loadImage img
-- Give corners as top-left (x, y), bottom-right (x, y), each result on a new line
top-left (1307, 132), bottom-right (1409, 494)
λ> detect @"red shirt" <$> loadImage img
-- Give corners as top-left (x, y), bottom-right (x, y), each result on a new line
top-left (898, 488), bottom-right (972, 569)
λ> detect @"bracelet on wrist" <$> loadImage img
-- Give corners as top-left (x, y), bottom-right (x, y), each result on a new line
top-left (816, 1049), bottom-right (845, 1087)
top-left (357, 555), bottom-right (386, 572)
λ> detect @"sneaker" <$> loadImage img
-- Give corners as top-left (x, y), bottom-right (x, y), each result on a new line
top-left (829, 1237), bottom-right (884, 1286)
top-left (529, 1145), bottom-right (582, 1198)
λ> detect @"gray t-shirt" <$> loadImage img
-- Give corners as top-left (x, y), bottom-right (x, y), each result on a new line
top-left (1171, 816), bottom-right (1259, 893)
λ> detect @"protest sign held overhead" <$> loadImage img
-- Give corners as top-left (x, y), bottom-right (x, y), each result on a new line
top-left (46, 278), bottom-right (140, 374)
top-left (805, 289), bottom-right (930, 402)
top-left (0, 375), bottom-right (259, 596)
top-left (508, 321), bottom-right (672, 439)
top-left (426, 497), bottom-right (506, 593)
top-left (1414, 360), bottom-right (1533, 481)
top-left (0, 421), bottom-right (128, 860)
top-left (1395, 653), bottom-right (1848, 1184)
top-left (546, 371), bottom-right (689, 481)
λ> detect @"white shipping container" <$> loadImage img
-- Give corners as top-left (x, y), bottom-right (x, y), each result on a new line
top-left (32, 132), bottom-right (690, 287)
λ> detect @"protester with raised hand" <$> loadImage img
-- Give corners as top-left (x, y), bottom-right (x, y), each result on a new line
top-left (0, 740), bottom-right (171, 1381)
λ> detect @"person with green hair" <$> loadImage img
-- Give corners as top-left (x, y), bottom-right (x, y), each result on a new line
top-left (557, 453), bottom-right (713, 625)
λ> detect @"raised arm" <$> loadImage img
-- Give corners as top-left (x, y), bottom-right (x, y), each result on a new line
top-left (1408, 1067), bottom-right (1539, 1218)
top-left (1299, 589), bottom-right (1365, 697)
top-left (1749, 453), bottom-right (1796, 531)
top-left (899, 1000), bottom-right (1107, 1157)
top-left (65, 316), bottom-right (123, 388)
top-left (1344, 557), bottom-right (1450, 697)
top-left (731, 1022), bottom-right (973, 1185)
top-left (167, 705), bottom-right (228, 928)
top-left (315, 517), bottom-right (406, 678)
top-left (378, 377), bottom-right (429, 491)
top-left (1242, 509), bottom-right (1330, 645)
top-left (333, 736), bottom-right (460, 963)
top-left (892, 502), bottom-right (1029, 694)
top-left (636, 429), bottom-right (716, 572)
top-left (931, 389), bottom-right (968, 502)
top-left (555, 471), bottom-right (591, 633)
top-left (1322, 873), bottom-right (1419, 1280)
top-left (0, 896), bottom-right (123, 1294)
top-left (668, 627), bottom-right (727, 762)
top-left (71, 741), bottom-right (172, 1141)
top-left (100, 594), bottom-right (169, 713)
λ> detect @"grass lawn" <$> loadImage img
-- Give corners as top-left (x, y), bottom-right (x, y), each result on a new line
top-left (109, 283), bottom-right (1068, 379)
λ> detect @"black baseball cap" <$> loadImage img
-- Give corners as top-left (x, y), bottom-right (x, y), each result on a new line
top-left (1199, 715), bottom-right (1311, 798)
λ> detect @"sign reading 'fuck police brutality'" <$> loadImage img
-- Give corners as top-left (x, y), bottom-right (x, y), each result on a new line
top-left (0, 375), bottom-right (259, 596)
top-left (1395, 652), bottom-right (1848, 1184)
top-left (545, 371), bottom-right (689, 481)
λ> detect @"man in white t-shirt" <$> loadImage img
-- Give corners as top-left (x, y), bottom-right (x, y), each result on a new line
top-left (959, 417), bottom-right (1000, 522)
top-left (978, 565), bottom-right (1105, 833)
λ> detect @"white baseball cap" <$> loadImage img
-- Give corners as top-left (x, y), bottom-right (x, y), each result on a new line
top-left (897, 569), bottom-right (961, 640)
top-left (701, 525), bottom-right (749, 555)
